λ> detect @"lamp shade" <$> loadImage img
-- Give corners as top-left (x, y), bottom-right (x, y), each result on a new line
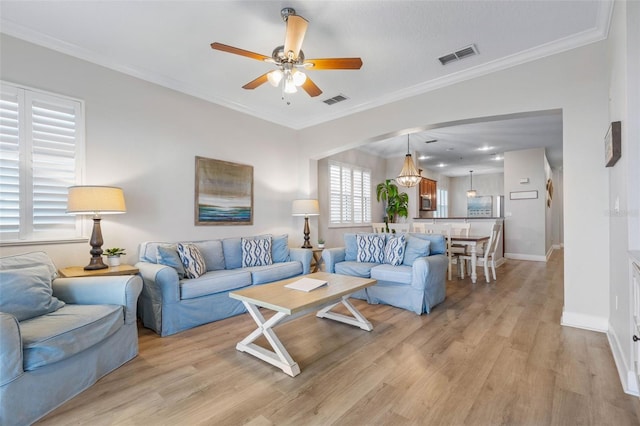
top-left (292, 199), bottom-right (319, 216)
top-left (67, 186), bottom-right (126, 215)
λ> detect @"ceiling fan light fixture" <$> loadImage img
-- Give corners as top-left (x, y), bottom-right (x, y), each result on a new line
top-left (396, 134), bottom-right (422, 188)
top-left (284, 77), bottom-right (298, 94)
top-left (267, 69), bottom-right (283, 87)
top-left (292, 69), bottom-right (307, 86)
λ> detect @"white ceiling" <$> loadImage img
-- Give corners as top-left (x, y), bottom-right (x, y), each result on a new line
top-left (0, 1), bottom-right (611, 176)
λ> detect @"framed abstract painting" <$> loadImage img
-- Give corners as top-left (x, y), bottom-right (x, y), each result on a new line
top-left (194, 156), bottom-right (253, 225)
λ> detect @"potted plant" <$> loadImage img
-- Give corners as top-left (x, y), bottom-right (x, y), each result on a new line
top-left (104, 247), bottom-right (126, 267)
top-left (376, 179), bottom-right (409, 225)
top-left (317, 238), bottom-right (325, 249)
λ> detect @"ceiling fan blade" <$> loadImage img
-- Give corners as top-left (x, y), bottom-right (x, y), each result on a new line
top-left (283, 15), bottom-right (308, 60)
top-left (305, 58), bottom-right (363, 70)
top-left (211, 42), bottom-right (271, 62)
top-left (242, 73), bottom-right (269, 90)
top-left (301, 77), bottom-right (322, 97)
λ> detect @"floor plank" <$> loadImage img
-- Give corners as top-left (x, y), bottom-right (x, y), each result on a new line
top-left (37, 250), bottom-right (640, 425)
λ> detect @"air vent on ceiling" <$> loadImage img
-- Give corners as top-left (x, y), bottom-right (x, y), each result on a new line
top-left (438, 44), bottom-right (479, 65)
top-left (424, 139), bottom-right (438, 144)
top-left (323, 94), bottom-right (349, 105)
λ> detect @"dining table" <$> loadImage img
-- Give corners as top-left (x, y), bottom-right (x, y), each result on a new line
top-left (450, 234), bottom-right (490, 283)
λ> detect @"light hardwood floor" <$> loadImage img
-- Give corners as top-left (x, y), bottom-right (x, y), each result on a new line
top-left (38, 250), bottom-right (640, 425)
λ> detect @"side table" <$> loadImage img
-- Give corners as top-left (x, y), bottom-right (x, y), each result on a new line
top-left (310, 248), bottom-right (324, 273)
top-left (58, 264), bottom-right (139, 278)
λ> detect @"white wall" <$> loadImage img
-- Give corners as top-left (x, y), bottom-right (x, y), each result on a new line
top-left (297, 41), bottom-right (611, 332)
top-left (606, 0), bottom-right (640, 396)
top-left (449, 173), bottom-right (504, 217)
top-left (0, 34), bottom-right (303, 267)
top-left (503, 148), bottom-right (547, 260)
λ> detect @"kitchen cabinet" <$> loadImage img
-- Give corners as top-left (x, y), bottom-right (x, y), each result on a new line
top-left (420, 178), bottom-right (437, 211)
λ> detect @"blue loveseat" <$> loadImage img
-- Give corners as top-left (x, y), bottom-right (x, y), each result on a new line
top-left (135, 234), bottom-right (312, 336)
top-left (322, 233), bottom-right (448, 314)
top-left (0, 252), bottom-right (143, 426)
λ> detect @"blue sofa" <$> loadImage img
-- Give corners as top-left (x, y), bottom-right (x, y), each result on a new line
top-left (0, 252), bottom-right (143, 426)
top-left (322, 233), bottom-right (448, 314)
top-left (135, 234), bottom-right (312, 336)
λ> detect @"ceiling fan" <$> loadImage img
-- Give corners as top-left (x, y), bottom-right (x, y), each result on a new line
top-left (210, 7), bottom-right (362, 98)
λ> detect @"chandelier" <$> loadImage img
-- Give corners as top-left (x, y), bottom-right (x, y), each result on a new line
top-left (396, 134), bottom-right (422, 188)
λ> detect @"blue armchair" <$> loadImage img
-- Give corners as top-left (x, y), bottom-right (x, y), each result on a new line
top-left (0, 252), bottom-right (142, 426)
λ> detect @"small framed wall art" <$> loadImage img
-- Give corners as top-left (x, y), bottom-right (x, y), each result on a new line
top-left (194, 156), bottom-right (253, 225)
top-left (605, 121), bottom-right (621, 167)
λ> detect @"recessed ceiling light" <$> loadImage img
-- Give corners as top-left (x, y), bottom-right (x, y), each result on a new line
top-left (478, 146), bottom-right (494, 151)
top-left (493, 155), bottom-right (503, 161)
top-left (418, 155), bottom-right (431, 160)
top-left (437, 163), bottom-right (446, 167)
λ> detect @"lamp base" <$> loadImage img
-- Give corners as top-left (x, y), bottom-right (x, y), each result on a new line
top-left (301, 216), bottom-right (313, 249)
top-left (84, 257), bottom-right (108, 270)
top-left (84, 216), bottom-right (109, 270)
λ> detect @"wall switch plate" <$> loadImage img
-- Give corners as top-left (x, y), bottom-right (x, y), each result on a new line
top-left (519, 178), bottom-right (529, 184)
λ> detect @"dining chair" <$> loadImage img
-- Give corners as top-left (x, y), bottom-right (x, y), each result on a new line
top-left (411, 222), bottom-right (427, 233)
top-left (371, 222), bottom-right (387, 233)
top-left (457, 223), bottom-right (502, 282)
top-left (447, 223), bottom-right (471, 276)
top-left (419, 223), bottom-right (454, 280)
top-left (387, 223), bottom-right (410, 233)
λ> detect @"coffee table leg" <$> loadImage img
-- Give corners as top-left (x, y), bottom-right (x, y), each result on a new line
top-left (236, 302), bottom-right (300, 377)
top-left (316, 296), bottom-right (373, 331)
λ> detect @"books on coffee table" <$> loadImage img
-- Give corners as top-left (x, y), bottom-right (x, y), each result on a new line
top-left (285, 277), bottom-right (328, 292)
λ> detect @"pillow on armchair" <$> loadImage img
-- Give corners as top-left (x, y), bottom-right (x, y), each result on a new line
top-left (0, 252), bottom-right (65, 321)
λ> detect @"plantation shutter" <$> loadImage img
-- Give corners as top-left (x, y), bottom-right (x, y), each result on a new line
top-left (0, 86), bottom-right (21, 238)
top-left (341, 166), bottom-right (352, 222)
top-left (329, 163), bottom-right (342, 224)
top-left (362, 170), bottom-right (371, 222)
top-left (30, 94), bottom-right (80, 236)
top-left (328, 161), bottom-right (371, 226)
top-left (0, 81), bottom-right (84, 243)
top-left (353, 170), bottom-right (363, 223)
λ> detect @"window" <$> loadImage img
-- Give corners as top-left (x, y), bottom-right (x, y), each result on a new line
top-left (329, 161), bottom-right (371, 225)
top-left (435, 188), bottom-right (448, 218)
top-left (0, 82), bottom-right (85, 243)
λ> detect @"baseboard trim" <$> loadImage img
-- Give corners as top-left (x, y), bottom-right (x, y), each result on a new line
top-left (607, 325), bottom-right (640, 396)
top-left (561, 310), bottom-right (608, 332)
top-left (546, 246), bottom-right (554, 261)
top-left (504, 253), bottom-right (547, 262)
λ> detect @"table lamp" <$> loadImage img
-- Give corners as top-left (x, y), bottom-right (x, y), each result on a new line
top-left (67, 186), bottom-right (127, 270)
top-left (292, 199), bottom-right (319, 249)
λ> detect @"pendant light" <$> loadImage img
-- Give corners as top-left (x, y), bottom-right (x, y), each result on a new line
top-left (396, 134), bottom-right (422, 188)
top-left (467, 170), bottom-right (477, 197)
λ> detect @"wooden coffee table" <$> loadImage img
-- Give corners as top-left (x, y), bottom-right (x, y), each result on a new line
top-left (229, 272), bottom-right (376, 377)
